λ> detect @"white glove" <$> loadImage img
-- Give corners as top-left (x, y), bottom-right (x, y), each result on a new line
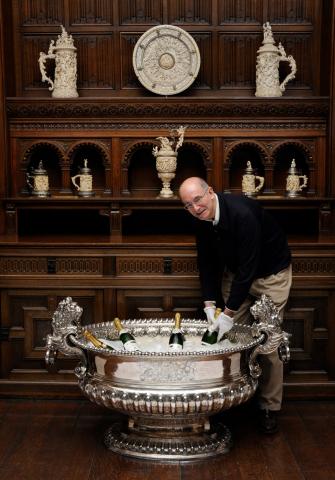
top-left (212, 312), bottom-right (234, 341)
top-left (204, 306), bottom-right (216, 326)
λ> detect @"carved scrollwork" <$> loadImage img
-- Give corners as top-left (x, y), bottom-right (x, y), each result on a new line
top-left (225, 140), bottom-right (268, 166)
top-left (45, 296), bottom-right (87, 378)
top-left (248, 294), bottom-right (290, 379)
top-left (22, 141), bottom-right (64, 166)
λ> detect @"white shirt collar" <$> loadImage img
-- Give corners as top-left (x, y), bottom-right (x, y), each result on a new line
top-left (212, 193), bottom-right (220, 225)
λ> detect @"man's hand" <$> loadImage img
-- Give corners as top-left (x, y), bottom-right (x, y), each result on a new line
top-left (212, 312), bottom-right (234, 341)
top-left (204, 306), bottom-right (216, 325)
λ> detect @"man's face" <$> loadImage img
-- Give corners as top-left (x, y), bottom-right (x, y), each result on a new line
top-left (180, 184), bottom-right (216, 221)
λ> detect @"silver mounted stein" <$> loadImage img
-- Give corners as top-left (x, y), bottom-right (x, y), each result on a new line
top-left (71, 159), bottom-right (94, 197)
top-left (26, 160), bottom-right (50, 197)
top-left (286, 159), bottom-right (308, 197)
top-left (242, 161), bottom-right (264, 197)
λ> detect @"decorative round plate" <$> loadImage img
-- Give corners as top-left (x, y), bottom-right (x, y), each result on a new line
top-left (132, 25), bottom-right (201, 96)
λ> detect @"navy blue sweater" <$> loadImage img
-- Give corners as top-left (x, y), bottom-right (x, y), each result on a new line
top-left (195, 193), bottom-right (291, 311)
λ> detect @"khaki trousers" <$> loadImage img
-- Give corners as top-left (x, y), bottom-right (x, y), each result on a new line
top-left (222, 264), bottom-right (292, 411)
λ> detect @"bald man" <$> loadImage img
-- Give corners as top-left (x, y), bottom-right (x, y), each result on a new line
top-left (179, 177), bottom-right (292, 434)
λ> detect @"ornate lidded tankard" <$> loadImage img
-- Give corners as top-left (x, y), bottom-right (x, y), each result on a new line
top-left (255, 22), bottom-right (297, 97)
top-left (38, 25), bottom-right (78, 98)
top-left (286, 159), bottom-right (308, 197)
top-left (71, 159), bottom-right (94, 197)
top-left (26, 160), bottom-right (50, 197)
top-left (242, 161), bottom-right (264, 197)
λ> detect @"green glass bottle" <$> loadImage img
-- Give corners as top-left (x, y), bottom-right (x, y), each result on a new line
top-left (113, 318), bottom-right (140, 352)
top-left (201, 307), bottom-right (222, 346)
top-left (168, 312), bottom-right (184, 351)
top-left (83, 329), bottom-right (114, 351)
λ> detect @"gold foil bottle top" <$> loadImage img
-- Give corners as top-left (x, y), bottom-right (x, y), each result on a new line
top-left (83, 330), bottom-right (104, 349)
top-left (113, 317), bottom-right (123, 332)
top-left (214, 308), bottom-right (222, 319)
top-left (174, 312), bottom-right (181, 330)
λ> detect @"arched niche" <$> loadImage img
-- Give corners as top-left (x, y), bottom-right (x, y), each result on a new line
top-left (174, 142), bottom-right (208, 190)
top-left (226, 142), bottom-right (266, 193)
top-left (68, 142), bottom-right (108, 193)
top-left (124, 142), bottom-right (161, 196)
top-left (23, 142), bottom-right (63, 193)
top-left (272, 142), bottom-right (311, 195)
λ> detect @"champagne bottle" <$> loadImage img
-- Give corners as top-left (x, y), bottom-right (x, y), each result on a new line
top-left (83, 330), bottom-right (114, 351)
top-left (113, 318), bottom-right (140, 352)
top-left (168, 312), bottom-right (184, 351)
top-left (201, 307), bottom-right (222, 346)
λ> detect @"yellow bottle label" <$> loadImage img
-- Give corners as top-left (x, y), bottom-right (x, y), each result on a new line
top-left (113, 317), bottom-right (123, 332)
top-left (214, 308), bottom-right (222, 319)
top-left (83, 330), bottom-right (104, 348)
top-left (174, 312), bottom-right (181, 330)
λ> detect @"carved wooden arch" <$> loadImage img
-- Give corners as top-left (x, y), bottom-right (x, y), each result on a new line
top-left (179, 140), bottom-right (211, 167)
top-left (122, 141), bottom-right (156, 168)
top-left (272, 141), bottom-right (313, 165)
top-left (22, 141), bottom-right (64, 166)
top-left (225, 141), bottom-right (268, 166)
top-left (66, 140), bottom-right (110, 166)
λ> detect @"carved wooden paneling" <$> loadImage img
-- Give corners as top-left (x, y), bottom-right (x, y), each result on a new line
top-left (19, 0), bottom-right (63, 25)
top-left (56, 258), bottom-right (103, 275)
top-left (284, 291), bottom-right (330, 378)
top-left (192, 33), bottom-right (212, 89)
top-left (23, 307), bottom-right (51, 359)
top-left (292, 257), bottom-right (335, 275)
top-left (1, 290), bottom-right (103, 376)
top-left (119, 0), bottom-right (163, 25)
top-left (268, 0), bottom-right (317, 24)
top-left (117, 289), bottom-right (202, 319)
top-left (168, 0), bottom-right (212, 24)
top-left (120, 33), bottom-right (141, 89)
top-left (0, 257), bottom-right (47, 275)
top-left (171, 258), bottom-right (198, 275)
top-left (218, 0), bottom-right (263, 24)
top-left (218, 34), bottom-right (260, 88)
top-left (116, 257), bottom-right (163, 275)
top-left (276, 34), bottom-right (313, 88)
top-left (22, 36), bottom-right (53, 90)
top-left (69, 0), bottom-right (113, 25)
top-left (76, 35), bottom-right (115, 89)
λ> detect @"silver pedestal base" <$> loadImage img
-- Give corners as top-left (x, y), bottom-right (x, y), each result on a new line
top-left (104, 421), bottom-right (232, 460)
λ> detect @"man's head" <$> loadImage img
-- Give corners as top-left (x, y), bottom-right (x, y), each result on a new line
top-left (179, 177), bottom-right (216, 221)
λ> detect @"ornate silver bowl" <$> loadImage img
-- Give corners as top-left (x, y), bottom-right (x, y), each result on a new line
top-left (45, 296), bottom-right (289, 461)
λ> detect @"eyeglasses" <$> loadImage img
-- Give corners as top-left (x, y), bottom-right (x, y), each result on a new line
top-left (183, 188), bottom-right (209, 210)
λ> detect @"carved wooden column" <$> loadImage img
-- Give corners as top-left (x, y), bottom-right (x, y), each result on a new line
top-left (0, 1), bottom-right (8, 234)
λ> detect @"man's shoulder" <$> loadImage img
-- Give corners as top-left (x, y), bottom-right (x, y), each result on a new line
top-left (218, 192), bottom-right (262, 211)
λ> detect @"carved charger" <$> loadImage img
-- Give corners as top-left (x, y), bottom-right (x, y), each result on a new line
top-left (132, 25), bottom-right (201, 95)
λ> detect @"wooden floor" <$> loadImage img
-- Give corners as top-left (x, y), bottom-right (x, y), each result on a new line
top-left (0, 398), bottom-right (334, 480)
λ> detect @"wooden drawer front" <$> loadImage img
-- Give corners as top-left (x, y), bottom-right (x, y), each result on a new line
top-left (0, 257), bottom-right (103, 275)
top-left (116, 256), bottom-right (198, 276)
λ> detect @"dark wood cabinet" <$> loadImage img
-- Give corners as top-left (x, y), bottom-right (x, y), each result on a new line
top-left (0, 0), bottom-right (335, 399)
